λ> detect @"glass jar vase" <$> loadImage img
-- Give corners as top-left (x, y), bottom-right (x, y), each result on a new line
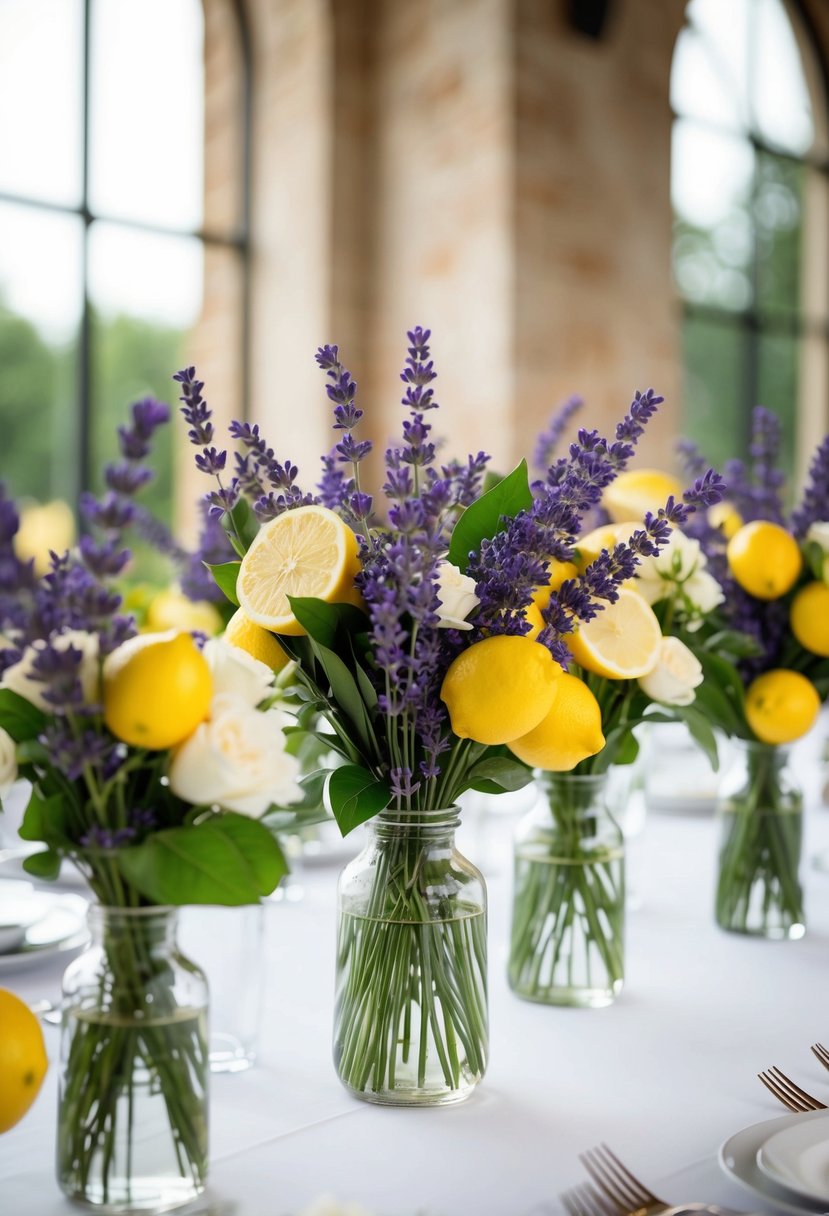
top-left (715, 741), bottom-right (805, 939)
top-left (334, 808), bottom-right (487, 1106)
top-left (58, 906), bottom-right (209, 1211)
top-left (508, 773), bottom-right (625, 1008)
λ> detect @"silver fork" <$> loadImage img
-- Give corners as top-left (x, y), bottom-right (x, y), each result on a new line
top-left (758, 1065), bottom-right (826, 1112)
top-left (812, 1043), bottom-right (829, 1074)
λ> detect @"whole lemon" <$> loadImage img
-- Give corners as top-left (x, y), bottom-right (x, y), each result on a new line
top-left (224, 607), bottom-right (291, 671)
top-left (440, 635), bottom-right (561, 745)
top-left (507, 673), bottom-right (605, 771)
top-left (727, 521), bottom-right (802, 600)
top-left (0, 988), bottom-right (48, 1133)
top-left (104, 631), bottom-right (213, 750)
top-left (146, 588), bottom-right (223, 637)
top-left (745, 669), bottom-right (821, 745)
top-left (708, 502), bottom-right (743, 540)
top-left (790, 582), bottom-right (829, 657)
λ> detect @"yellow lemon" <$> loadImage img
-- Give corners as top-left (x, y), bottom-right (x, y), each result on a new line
top-left (440, 635), bottom-right (562, 745)
top-left (104, 631), bottom-right (213, 750)
top-left (790, 582), bottom-right (829, 657)
top-left (574, 521), bottom-right (642, 569)
top-left (14, 500), bottom-right (76, 576)
top-left (727, 521), bottom-right (802, 600)
top-left (508, 673), bottom-right (605, 771)
top-left (523, 561), bottom-right (581, 639)
top-left (224, 607), bottom-right (291, 671)
top-left (745, 669), bottom-right (821, 745)
top-left (709, 502), bottom-right (743, 540)
top-left (146, 588), bottom-right (223, 637)
top-left (237, 505), bottom-right (362, 636)
top-left (568, 587), bottom-right (662, 679)
top-left (602, 469), bottom-right (683, 524)
top-left (0, 988), bottom-right (48, 1133)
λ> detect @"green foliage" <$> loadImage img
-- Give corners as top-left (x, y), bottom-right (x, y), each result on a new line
top-left (327, 765), bottom-right (390, 835)
top-left (208, 561), bottom-right (241, 606)
top-left (447, 459), bottom-right (532, 570)
top-left (221, 498), bottom-right (260, 557)
top-left (0, 690), bottom-right (46, 743)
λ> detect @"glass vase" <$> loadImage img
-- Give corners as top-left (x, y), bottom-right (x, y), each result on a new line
top-left (333, 807), bottom-right (487, 1106)
top-left (508, 773), bottom-right (625, 1008)
top-left (715, 741), bottom-right (805, 939)
top-left (58, 906), bottom-right (209, 1211)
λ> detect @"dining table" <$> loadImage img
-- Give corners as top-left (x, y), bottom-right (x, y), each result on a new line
top-left (2, 727), bottom-right (829, 1216)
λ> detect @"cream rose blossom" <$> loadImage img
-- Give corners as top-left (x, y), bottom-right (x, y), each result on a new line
top-left (435, 561), bottom-right (479, 630)
top-left (1, 630), bottom-right (100, 710)
top-left (169, 693), bottom-right (302, 816)
top-left (638, 637), bottom-right (703, 707)
top-left (203, 637), bottom-right (274, 708)
top-left (635, 531), bottom-right (724, 621)
top-left (0, 726), bottom-right (18, 798)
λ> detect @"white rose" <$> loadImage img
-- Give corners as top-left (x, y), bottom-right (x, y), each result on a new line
top-left (635, 532), bottom-right (703, 605)
top-left (683, 569), bottom-right (725, 617)
top-left (1, 630), bottom-right (100, 710)
top-left (435, 561), bottom-right (479, 630)
top-left (169, 693), bottom-right (302, 816)
top-left (203, 637), bottom-right (274, 709)
top-left (806, 521), bottom-right (829, 553)
top-left (0, 727), bottom-right (17, 798)
top-left (638, 637), bottom-right (703, 707)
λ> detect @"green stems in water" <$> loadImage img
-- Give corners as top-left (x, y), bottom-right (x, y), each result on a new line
top-left (508, 774), bottom-right (625, 1008)
top-left (58, 908), bottom-right (208, 1212)
top-left (334, 810), bottom-right (487, 1105)
top-left (715, 742), bottom-right (804, 939)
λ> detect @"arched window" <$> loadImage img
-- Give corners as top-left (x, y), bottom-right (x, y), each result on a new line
top-left (0, 0), bottom-right (251, 523)
top-left (671, 0), bottom-right (829, 480)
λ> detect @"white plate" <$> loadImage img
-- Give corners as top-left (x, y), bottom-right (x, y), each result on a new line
top-left (758, 1114), bottom-right (829, 1204)
top-left (0, 891), bottom-right (89, 972)
top-left (0, 879), bottom-right (53, 952)
top-left (0, 845), bottom-right (88, 890)
top-left (719, 1110), bottom-right (829, 1215)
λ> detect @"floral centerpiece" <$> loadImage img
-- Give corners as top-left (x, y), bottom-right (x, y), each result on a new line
top-left (182, 327), bottom-right (721, 1104)
top-left (0, 400), bottom-right (302, 1211)
top-left (678, 407), bottom-right (829, 938)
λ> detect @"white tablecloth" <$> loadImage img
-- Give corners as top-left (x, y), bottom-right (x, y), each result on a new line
top-left (3, 742), bottom-right (829, 1216)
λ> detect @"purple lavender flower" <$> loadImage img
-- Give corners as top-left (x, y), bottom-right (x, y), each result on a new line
top-left (534, 395), bottom-right (583, 473)
top-left (181, 496), bottom-right (238, 604)
top-left (175, 367), bottom-right (214, 446)
top-left (792, 434), bottom-right (829, 538)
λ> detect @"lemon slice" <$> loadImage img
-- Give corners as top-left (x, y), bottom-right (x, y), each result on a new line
top-left (568, 587), bottom-right (662, 679)
top-left (574, 521), bottom-right (642, 569)
top-left (224, 606), bottom-right (292, 670)
top-left (602, 469), bottom-right (683, 524)
top-left (237, 505), bottom-right (361, 636)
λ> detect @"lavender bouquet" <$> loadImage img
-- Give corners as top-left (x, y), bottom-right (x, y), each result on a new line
top-left (184, 327), bottom-right (720, 1103)
top-left (679, 408), bottom-right (829, 938)
top-left (0, 401), bottom-right (300, 1209)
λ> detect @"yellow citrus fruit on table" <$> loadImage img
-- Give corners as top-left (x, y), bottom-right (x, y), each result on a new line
top-left (568, 587), bottom-right (662, 679)
top-left (727, 521), bottom-right (802, 600)
top-left (523, 560), bottom-right (581, 639)
top-left (508, 672), bottom-right (605, 771)
top-left (104, 631), bottom-right (213, 750)
top-left (574, 522), bottom-right (641, 569)
top-left (224, 607), bottom-right (291, 671)
top-left (790, 582), bottom-right (829, 657)
top-left (0, 988), bottom-right (48, 1133)
top-left (440, 635), bottom-right (562, 745)
top-left (745, 669), bottom-right (821, 745)
top-left (237, 505), bottom-right (362, 636)
top-left (602, 469), bottom-right (683, 524)
top-left (145, 589), bottom-right (223, 637)
top-left (708, 502), bottom-right (743, 540)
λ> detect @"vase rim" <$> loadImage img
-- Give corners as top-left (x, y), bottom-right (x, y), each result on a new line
top-left (376, 805), bottom-right (460, 828)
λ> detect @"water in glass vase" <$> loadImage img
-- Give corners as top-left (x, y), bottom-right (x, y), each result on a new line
top-left (334, 809), bottom-right (488, 1107)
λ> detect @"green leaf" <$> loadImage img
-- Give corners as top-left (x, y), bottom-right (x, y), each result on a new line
top-left (309, 640), bottom-right (377, 757)
top-left (447, 459), bottom-right (532, 570)
top-left (287, 597), bottom-right (369, 649)
top-left (117, 813), bottom-right (288, 905)
top-left (468, 755), bottom-right (533, 793)
top-left (0, 689), bottom-right (46, 743)
top-left (207, 561), bottom-right (241, 606)
top-left (327, 765), bottom-right (389, 835)
top-left (18, 789), bottom-right (69, 848)
top-left (221, 498), bottom-right (260, 558)
top-left (22, 849), bottom-right (61, 881)
top-left (676, 705), bottom-right (721, 771)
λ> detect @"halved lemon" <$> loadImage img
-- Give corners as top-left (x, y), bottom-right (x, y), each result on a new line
top-left (574, 521), bottom-right (642, 569)
top-left (237, 505), bottom-right (362, 636)
top-left (602, 469), bottom-right (683, 524)
top-left (568, 587), bottom-right (662, 679)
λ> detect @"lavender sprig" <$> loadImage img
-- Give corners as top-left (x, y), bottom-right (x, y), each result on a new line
top-left (533, 395), bottom-right (583, 473)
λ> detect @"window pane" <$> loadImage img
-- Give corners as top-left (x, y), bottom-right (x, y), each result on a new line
top-left (757, 331), bottom-right (798, 480)
top-left (89, 0), bottom-right (204, 230)
top-left (0, 204), bottom-right (82, 501)
top-left (751, 0), bottom-right (815, 156)
top-left (681, 0), bottom-right (752, 129)
top-left (681, 315), bottom-right (747, 470)
top-left (671, 24), bottom-right (746, 135)
top-left (88, 223), bottom-right (205, 525)
top-left (0, 0), bottom-right (84, 206)
top-left (672, 122), bottom-right (754, 311)
top-left (755, 153), bottom-right (804, 319)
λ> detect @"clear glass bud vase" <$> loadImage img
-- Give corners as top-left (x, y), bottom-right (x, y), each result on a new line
top-left (715, 741), bottom-right (805, 939)
top-left (334, 808), bottom-right (487, 1106)
top-left (508, 773), bottom-right (625, 1008)
top-left (58, 907), bottom-right (209, 1211)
